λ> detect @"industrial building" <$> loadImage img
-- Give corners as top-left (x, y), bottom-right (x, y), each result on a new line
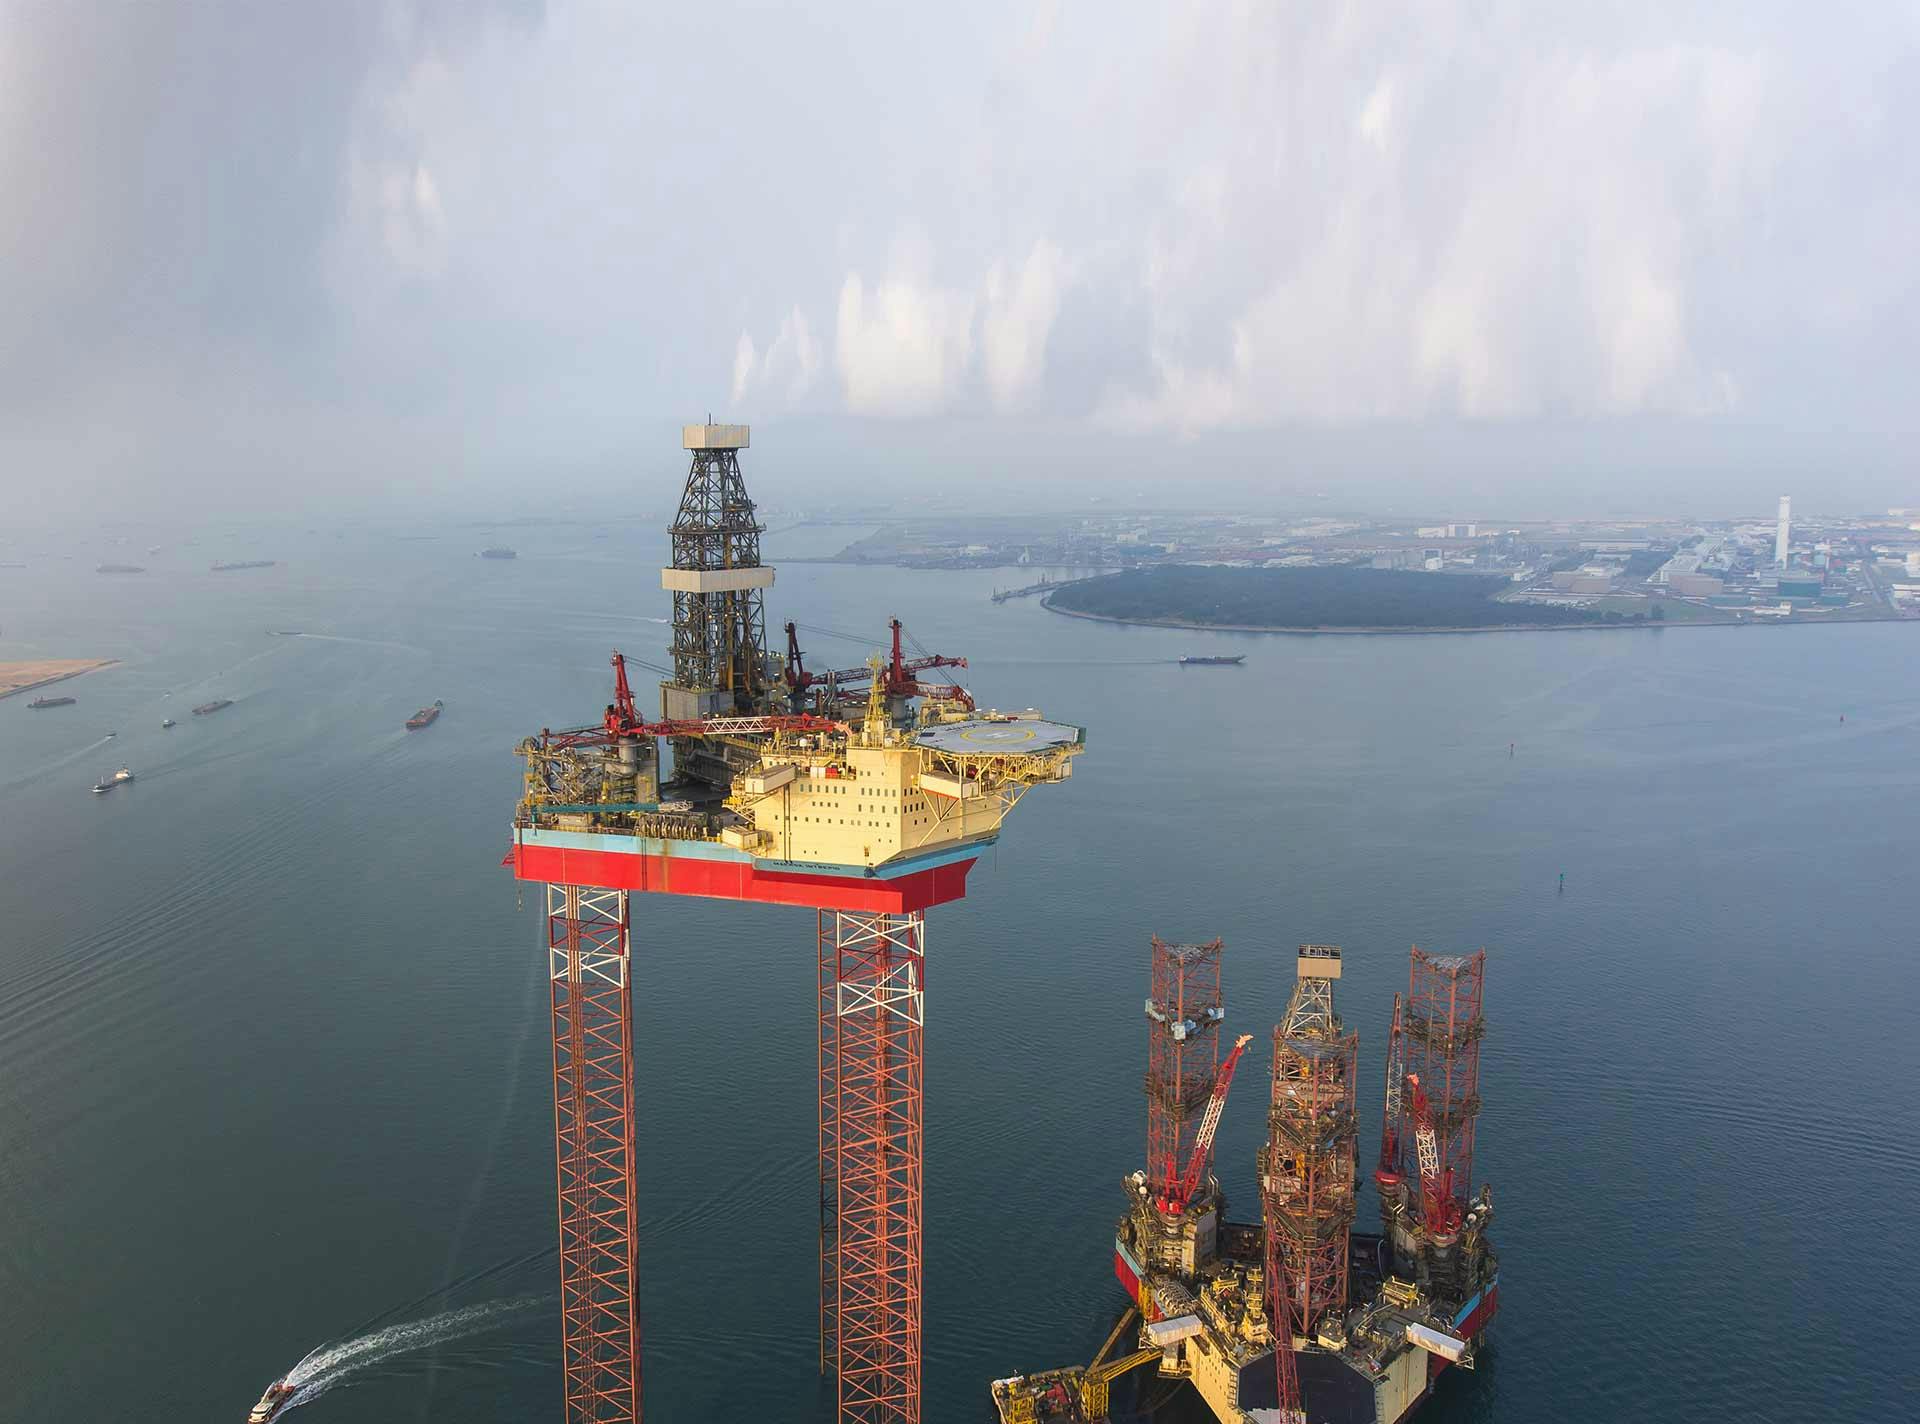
top-left (510, 423), bottom-right (1083, 1423)
top-left (992, 943), bottom-right (1498, 1424)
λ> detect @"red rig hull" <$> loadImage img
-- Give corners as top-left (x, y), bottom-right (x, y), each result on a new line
top-left (508, 827), bottom-right (982, 914)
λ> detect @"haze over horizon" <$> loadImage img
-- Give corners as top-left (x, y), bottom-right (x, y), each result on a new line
top-left (2, 2), bottom-right (1916, 523)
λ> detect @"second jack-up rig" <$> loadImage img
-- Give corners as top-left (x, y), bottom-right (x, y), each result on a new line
top-left (992, 941), bottom-right (1497, 1424)
top-left (507, 424), bottom-right (1084, 1423)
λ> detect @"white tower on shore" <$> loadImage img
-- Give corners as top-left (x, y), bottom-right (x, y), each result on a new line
top-left (1775, 495), bottom-right (1791, 566)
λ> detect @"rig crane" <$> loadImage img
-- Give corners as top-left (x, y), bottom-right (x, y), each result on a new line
top-left (1161, 1032), bottom-right (1254, 1214)
top-left (1076, 1347), bottom-right (1161, 1421)
top-left (784, 618), bottom-right (973, 711)
top-left (577, 651), bottom-right (842, 746)
top-left (1376, 991), bottom-right (1406, 1189)
top-left (996, 1307), bottom-right (1161, 1424)
top-left (1404, 1073), bottom-right (1458, 1234)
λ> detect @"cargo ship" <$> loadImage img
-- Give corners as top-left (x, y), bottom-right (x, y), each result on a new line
top-left (193, 699), bottom-right (234, 716)
top-left (96, 563), bottom-right (146, 574)
top-left (479, 546), bottom-right (518, 560)
top-left (212, 560), bottom-right (276, 572)
top-left (28, 696), bottom-right (77, 708)
top-left (406, 699), bottom-right (443, 730)
top-left (1178, 654), bottom-right (1245, 666)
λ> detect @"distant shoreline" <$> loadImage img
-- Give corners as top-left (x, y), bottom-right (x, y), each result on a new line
top-left (0, 659), bottom-right (120, 700)
top-left (1039, 594), bottom-right (1911, 637)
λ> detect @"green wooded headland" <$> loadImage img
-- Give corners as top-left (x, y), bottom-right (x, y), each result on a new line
top-left (1048, 565), bottom-right (1629, 630)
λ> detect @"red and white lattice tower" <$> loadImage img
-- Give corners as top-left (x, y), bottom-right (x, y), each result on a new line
top-left (546, 884), bottom-right (643, 1423)
top-left (1144, 938), bottom-right (1224, 1204)
top-left (819, 911), bottom-right (926, 1424)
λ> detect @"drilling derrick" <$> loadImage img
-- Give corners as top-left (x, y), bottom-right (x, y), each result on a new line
top-left (511, 421), bottom-right (1083, 1424)
top-left (663, 424), bottom-right (775, 790)
top-left (664, 424), bottom-right (771, 712)
top-left (1260, 946), bottom-right (1357, 1422)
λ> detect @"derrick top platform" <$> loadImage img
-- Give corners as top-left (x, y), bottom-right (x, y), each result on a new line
top-left (683, 422), bottom-right (748, 449)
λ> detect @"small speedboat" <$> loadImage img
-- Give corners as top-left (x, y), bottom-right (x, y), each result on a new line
top-left (105, 730), bottom-right (117, 738)
top-left (162, 718), bottom-right (177, 728)
top-left (248, 1380), bottom-right (298, 1423)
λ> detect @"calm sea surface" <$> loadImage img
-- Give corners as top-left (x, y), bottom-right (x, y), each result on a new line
top-left (3, 522), bottom-right (1917, 1422)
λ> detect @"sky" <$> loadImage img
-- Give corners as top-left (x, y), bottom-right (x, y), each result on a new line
top-left (1, 1), bottom-right (1917, 521)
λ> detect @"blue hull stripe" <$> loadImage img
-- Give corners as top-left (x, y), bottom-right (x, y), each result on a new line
top-left (517, 826), bottom-right (996, 881)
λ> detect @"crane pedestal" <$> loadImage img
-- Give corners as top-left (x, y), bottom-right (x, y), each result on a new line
top-left (818, 909), bottom-right (927, 1424)
top-left (548, 884), bottom-right (643, 1423)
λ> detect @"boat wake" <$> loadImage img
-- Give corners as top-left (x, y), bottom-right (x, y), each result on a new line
top-left (276, 1296), bottom-right (543, 1408)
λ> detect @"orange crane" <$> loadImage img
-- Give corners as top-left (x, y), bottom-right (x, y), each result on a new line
top-left (1161, 1033), bottom-right (1253, 1214)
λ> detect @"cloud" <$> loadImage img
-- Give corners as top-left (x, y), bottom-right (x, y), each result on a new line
top-left (835, 269), bottom-right (976, 416)
top-left (1080, 16), bottom-right (1793, 431)
top-left (733, 307), bottom-right (821, 406)
top-left (981, 240), bottom-right (1068, 410)
top-left (821, 238), bottom-right (1068, 417)
top-left (2, 0), bottom-right (1916, 516)
top-left (731, 332), bottom-right (758, 404)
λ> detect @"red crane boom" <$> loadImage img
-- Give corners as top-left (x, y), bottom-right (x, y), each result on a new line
top-left (542, 652), bottom-right (843, 749)
top-left (1404, 1072), bottom-right (1458, 1233)
top-left (1164, 1032), bottom-right (1254, 1213)
top-left (784, 619), bottom-right (973, 710)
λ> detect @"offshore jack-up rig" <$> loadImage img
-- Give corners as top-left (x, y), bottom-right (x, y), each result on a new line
top-left (508, 424), bottom-right (1083, 1424)
top-left (992, 942), bottom-right (1496, 1424)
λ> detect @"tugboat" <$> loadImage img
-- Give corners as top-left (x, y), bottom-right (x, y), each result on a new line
top-left (247, 1379), bottom-right (298, 1423)
top-left (113, 766), bottom-right (135, 784)
top-left (162, 718), bottom-right (177, 728)
top-left (405, 699), bottom-right (444, 730)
